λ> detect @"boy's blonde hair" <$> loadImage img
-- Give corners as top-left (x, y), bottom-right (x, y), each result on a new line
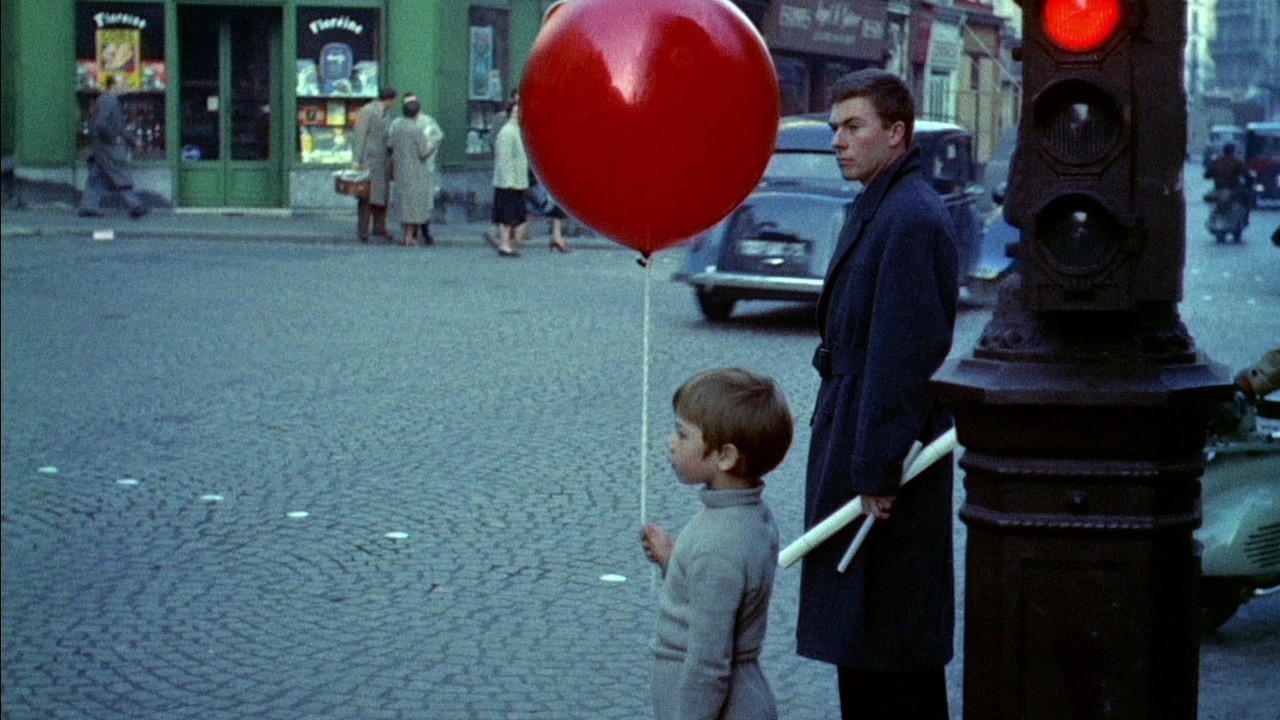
top-left (672, 367), bottom-right (793, 480)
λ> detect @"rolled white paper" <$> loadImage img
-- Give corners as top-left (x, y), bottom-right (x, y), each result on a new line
top-left (778, 428), bottom-right (959, 569)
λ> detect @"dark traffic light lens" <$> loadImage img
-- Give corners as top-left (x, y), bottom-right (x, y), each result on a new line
top-left (1033, 80), bottom-right (1122, 164)
top-left (1037, 194), bottom-right (1122, 271)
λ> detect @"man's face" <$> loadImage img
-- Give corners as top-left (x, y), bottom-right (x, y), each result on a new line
top-left (829, 96), bottom-right (906, 184)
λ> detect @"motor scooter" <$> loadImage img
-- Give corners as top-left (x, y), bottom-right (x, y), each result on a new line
top-left (1205, 183), bottom-right (1251, 244)
top-left (1196, 391), bottom-right (1280, 633)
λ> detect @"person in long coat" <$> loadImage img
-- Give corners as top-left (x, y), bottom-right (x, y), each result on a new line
top-left (351, 86), bottom-right (397, 241)
top-left (401, 93), bottom-right (446, 244)
top-left (387, 99), bottom-right (441, 246)
top-left (79, 75), bottom-right (147, 218)
top-left (796, 69), bottom-right (959, 720)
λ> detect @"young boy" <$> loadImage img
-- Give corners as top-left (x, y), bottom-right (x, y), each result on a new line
top-left (641, 367), bottom-right (794, 720)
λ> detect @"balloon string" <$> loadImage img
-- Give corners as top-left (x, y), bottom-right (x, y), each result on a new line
top-left (640, 254), bottom-right (654, 589)
top-left (640, 254), bottom-right (652, 529)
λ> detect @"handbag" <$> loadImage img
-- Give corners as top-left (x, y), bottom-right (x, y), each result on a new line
top-left (526, 182), bottom-right (555, 216)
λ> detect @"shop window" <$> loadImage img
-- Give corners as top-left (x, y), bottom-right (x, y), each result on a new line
top-left (296, 7), bottom-right (382, 164)
top-left (925, 70), bottom-right (956, 122)
top-left (773, 55), bottom-right (810, 116)
top-left (466, 6), bottom-right (512, 158)
top-left (75, 2), bottom-right (167, 161)
top-left (818, 62), bottom-right (854, 112)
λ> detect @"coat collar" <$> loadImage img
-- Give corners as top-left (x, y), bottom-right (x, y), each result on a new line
top-left (815, 145), bottom-right (923, 329)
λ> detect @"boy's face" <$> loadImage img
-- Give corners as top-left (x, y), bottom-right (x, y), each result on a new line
top-left (668, 415), bottom-right (718, 486)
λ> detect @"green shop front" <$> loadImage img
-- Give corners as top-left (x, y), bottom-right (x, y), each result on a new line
top-left (5, 0), bottom-right (545, 211)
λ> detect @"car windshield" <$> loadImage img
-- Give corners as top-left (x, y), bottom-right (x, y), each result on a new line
top-left (1246, 132), bottom-right (1280, 158)
top-left (762, 150), bottom-right (854, 190)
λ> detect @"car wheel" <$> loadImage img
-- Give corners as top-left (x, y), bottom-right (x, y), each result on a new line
top-left (695, 289), bottom-right (735, 322)
top-left (1200, 577), bottom-right (1251, 634)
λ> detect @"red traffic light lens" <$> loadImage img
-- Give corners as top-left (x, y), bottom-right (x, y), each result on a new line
top-left (1043, 0), bottom-right (1122, 52)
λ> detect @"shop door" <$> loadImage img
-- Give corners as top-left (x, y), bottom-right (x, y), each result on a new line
top-left (177, 6), bottom-right (282, 207)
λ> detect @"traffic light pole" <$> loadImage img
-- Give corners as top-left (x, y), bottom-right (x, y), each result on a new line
top-left (933, 1), bottom-right (1232, 717)
top-left (936, 294), bottom-right (1227, 719)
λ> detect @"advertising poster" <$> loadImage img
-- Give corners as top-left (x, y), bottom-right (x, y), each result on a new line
top-left (76, 3), bottom-right (167, 91)
top-left (470, 26), bottom-right (495, 101)
top-left (97, 28), bottom-right (142, 90)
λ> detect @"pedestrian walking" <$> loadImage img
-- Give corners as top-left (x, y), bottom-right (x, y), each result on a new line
top-left (387, 98), bottom-right (442, 247)
top-left (491, 99), bottom-right (529, 257)
top-left (351, 86), bottom-right (397, 242)
top-left (528, 171), bottom-right (571, 253)
top-left (641, 367), bottom-right (792, 720)
top-left (796, 69), bottom-right (959, 720)
top-left (78, 75), bottom-right (147, 219)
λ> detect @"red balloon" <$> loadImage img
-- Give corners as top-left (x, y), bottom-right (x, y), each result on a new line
top-left (521, 0), bottom-right (779, 255)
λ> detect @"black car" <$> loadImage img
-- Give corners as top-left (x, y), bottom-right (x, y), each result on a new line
top-left (676, 115), bottom-right (984, 321)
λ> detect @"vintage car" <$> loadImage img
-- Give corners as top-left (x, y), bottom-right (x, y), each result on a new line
top-left (1244, 121), bottom-right (1280, 203)
top-left (675, 115), bottom-right (985, 321)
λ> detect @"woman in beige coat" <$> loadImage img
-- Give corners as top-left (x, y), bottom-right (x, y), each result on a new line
top-left (387, 98), bottom-right (443, 246)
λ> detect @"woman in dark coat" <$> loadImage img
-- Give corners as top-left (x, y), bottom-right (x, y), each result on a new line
top-left (796, 69), bottom-right (958, 720)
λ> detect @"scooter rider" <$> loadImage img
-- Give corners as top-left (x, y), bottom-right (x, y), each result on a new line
top-left (1204, 143), bottom-right (1252, 229)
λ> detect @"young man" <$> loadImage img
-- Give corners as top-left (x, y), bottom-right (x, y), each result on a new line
top-left (797, 69), bottom-right (959, 720)
top-left (642, 367), bottom-right (793, 720)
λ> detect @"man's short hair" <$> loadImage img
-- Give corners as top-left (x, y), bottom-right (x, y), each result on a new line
top-left (403, 99), bottom-right (421, 117)
top-left (672, 367), bottom-right (793, 479)
top-left (1223, 143), bottom-right (1237, 155)
top-left (830, 69), bottom-right (916, 147)
top-left (380, 86), bottom-right (399, 101)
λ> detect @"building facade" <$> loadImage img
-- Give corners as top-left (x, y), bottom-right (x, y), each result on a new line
top-left (2, 0), bottom-right (1015, 213)
top-left (1210, 0), bottom-right (1280, 121)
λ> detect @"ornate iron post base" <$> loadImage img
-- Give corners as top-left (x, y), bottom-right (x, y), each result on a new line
top-left (935, 277), bottom-right (1231, 719)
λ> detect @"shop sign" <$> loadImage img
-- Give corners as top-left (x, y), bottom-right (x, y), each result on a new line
top-left (765, 0), bottom-right (888, 62)
top-left (75, 2), bottom-right (166, 92)
top-left (928, 21), bottom-right (963, 71)
top-left (296, 7), bottom-right (380, 98)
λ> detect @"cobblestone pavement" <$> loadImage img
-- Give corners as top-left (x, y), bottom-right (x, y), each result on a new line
top-left (3, 181), bottom-right (1278, 720)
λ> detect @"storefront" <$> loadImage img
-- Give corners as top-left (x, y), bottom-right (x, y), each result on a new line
top-left (762, 0), bottom-right (888, 115)
top-left (6, 0), bottom-right (545, 210)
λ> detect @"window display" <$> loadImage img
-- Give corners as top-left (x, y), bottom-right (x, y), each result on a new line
top-left (465, 6), bottom-right (510, 158)
top-left (296, 7), bottom-right (381, 164)
top-left (75, 2), bottom-right (167, 161)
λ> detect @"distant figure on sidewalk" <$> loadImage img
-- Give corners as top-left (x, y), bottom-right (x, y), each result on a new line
top-left (642, 367), bottom-right (792, 720)
top-left (79, 75), bottom-right (147, 219)
top-left (528, 170), bottom-right (571, 253)
top-left (400, 92), bottom-right (445, 244)
top-left (491, 98), bottom-right (529, 257)
top-left (387, 98), bottom-right (442, 247)
top-left (352, 87), bottom-right (398, 242)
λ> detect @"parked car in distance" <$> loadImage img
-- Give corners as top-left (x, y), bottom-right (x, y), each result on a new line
top-left (1244, 121), bottom-right (1280, 203)
top-left (675, 115), bottom-right (984, 321)
top-left (1204, 124), bottom-right (1246, 167)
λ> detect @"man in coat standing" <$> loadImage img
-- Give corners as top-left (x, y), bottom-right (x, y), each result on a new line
top-left (79, 75), bottom-right (147, 218)
top-left (797, 69), bottom-right (958, 720)
top-left (351, 86), bottom-right (398, 242)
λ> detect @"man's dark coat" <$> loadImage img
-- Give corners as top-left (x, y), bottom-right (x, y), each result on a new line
top-left (797, 146), bottom-right (959, 669)
top-left (87, 90), bottom-right (135, 191)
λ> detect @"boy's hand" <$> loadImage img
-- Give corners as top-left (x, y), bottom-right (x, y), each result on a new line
top-left (641, 524), bottom-right (674, 569)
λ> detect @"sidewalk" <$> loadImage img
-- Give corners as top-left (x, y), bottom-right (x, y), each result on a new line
top-left (0, 202), bottom-right (613, 249)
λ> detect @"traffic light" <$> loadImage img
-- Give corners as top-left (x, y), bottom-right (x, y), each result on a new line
top-left (1004, 0), bottom-right (1187, 311)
